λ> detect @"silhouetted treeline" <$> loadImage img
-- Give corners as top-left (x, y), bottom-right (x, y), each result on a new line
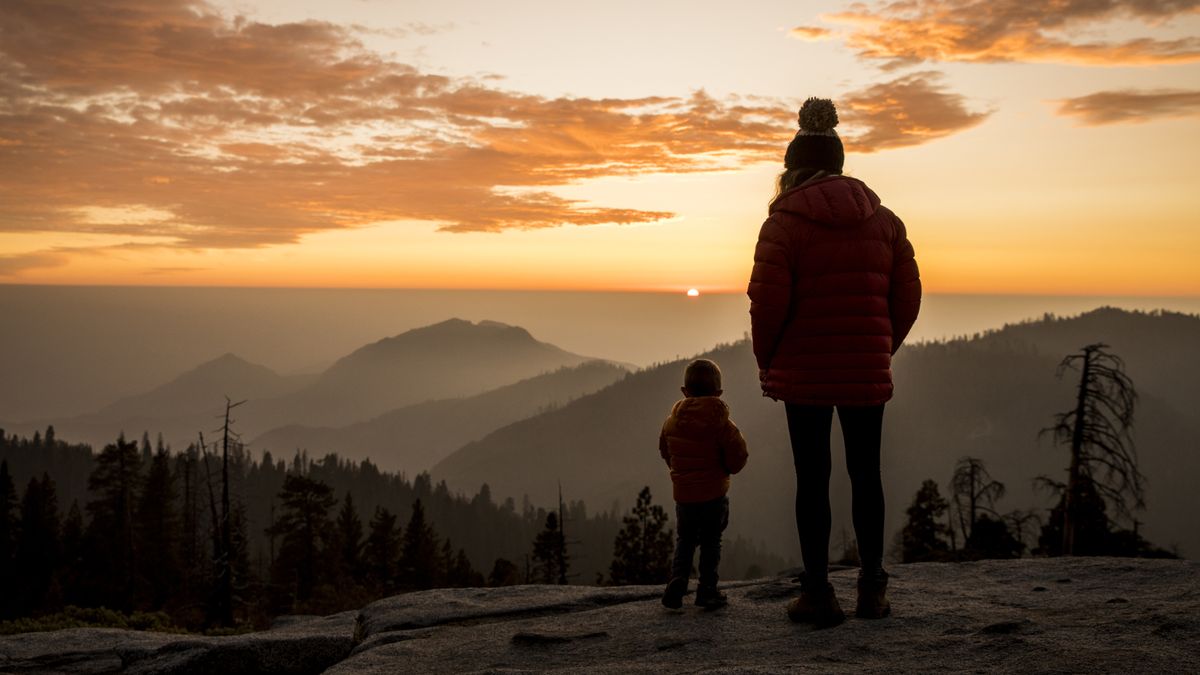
top-left (897, 343), bottom-right (1177, 564)
top-left (898, 452), bottom-right (1174, 564)
top-left (0, 428), bottom-right (786, 630)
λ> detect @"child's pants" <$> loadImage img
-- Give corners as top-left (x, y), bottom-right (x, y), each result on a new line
top-left (670, 495), bottom-right (730, 589)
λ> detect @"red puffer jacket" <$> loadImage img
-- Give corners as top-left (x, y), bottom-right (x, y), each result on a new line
top-left (659, 397), bottom-right (749, 504)
top-left (747, 175), bottom-right (921, 406)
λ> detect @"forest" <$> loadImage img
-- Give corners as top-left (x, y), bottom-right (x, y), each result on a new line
top-left (0, 426), bottom-right (785, 632)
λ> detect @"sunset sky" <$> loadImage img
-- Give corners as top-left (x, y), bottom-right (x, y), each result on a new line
top-left (1, 0), bottom-right (1198, 294)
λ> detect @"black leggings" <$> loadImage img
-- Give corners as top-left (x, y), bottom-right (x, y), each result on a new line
top-left (785, 403), bottom-right (886, 582)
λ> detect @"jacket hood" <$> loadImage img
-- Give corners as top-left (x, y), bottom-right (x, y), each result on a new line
top-left (769, 175), bottom-right (881, 227)
top-left (670, 396), bottom-right (730, 432)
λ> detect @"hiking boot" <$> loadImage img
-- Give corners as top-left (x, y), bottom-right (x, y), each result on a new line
top-left (662, 577), bottom-right (688, 609)
top-left (694, 585), bottom-right (728, 611)
top-left (855, 567), bottom-right (891, 619)
top-left (786, 579), bottom-right (845, 628)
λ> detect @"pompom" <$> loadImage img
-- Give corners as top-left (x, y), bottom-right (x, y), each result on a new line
top-left (798, 97), bottom-right (839, 133)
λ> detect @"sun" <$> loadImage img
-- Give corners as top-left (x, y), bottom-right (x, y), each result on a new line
top-left (686, 288), bottom-right (700, 297)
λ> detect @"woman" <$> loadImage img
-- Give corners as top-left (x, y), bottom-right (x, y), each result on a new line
top-left (748, 98), bottom-right (921, 627)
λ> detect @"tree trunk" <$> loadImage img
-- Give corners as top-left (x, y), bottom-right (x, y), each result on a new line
top-left (1063, 347), bottom-right (1093, 555)
top-left (968, 462), bottom-right (977, 541)
top-left (219, 406), bottom-right (233, 624)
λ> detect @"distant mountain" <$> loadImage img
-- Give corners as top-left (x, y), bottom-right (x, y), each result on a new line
top-left (100, 353), bottom-right (310, 418)
top-left (28, 353), bottom-right (311, 450)
top-left (432, 308), bottom-right (1200, 560)
top-left (249, 361), bottom-right (629, 473)
top-left (968, 307), bottom-right (1200, 414)
top-left (19, 319), bottom-right (606, 450)
top-left (243, 319), bottom-right (601, 434)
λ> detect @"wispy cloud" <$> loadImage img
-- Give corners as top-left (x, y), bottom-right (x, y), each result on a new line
top-left (142, 266), bottom-right (210, 275)
top-left (789, 26), bottom-right (834, 41)
top-left (0, 0), bottom-right (789, 246)
top-left (1055, 89), bottom-right (1200, 124)
top-left (0, 0), bottom-right (995, 257)
top-left (840, 73), bottom-right (992, 152)
top-left (807, 0), bottom-right (1200, 67)
top-left (0, 250), bottom-right (70, 275)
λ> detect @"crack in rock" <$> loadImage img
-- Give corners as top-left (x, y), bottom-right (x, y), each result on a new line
top-left (510, 630), bottom-right (610, 646)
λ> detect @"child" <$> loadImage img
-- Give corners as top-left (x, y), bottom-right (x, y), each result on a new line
top-left (659, 358), bottom-right (749, 610)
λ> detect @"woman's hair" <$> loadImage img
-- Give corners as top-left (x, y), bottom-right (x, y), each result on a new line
top-left (771, 167), bottom-right (840, 204)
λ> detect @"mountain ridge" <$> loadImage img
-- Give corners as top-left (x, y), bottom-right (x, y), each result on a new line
top-left (432, 308), bottom-right (1200, 559)
top-left (249, 360), bottom-right (630, 473)
top-left (18, 318), bottom-right (609, 451)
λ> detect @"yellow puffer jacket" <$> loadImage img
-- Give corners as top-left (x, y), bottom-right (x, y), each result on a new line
top-left (659, 397), bottom-right (749, 504)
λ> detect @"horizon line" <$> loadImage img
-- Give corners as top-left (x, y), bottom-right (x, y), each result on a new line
top-left (3, 281), bottom-right (1200, 300)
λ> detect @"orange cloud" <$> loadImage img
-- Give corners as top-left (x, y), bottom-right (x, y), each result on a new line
top-left (0, 0), bottom-right (993, 257)
top-left (1055, 88), bottom-right (1200, 124)
top-left (789, 26), bottom-right (834, 41)
top-left (839, 73), bottom-right (991, 152)
top-left (0, 250), bottom-right (70, 275)
top-left (815, 0), bottom-right (1200, 67)
top-left (0, 0), bottom-right (789, 247)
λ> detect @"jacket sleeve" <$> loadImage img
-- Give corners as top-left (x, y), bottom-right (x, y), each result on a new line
top-left (720, 419), bottom-right (749, 475)
top-left (658, 420), bottom-right (671, 468)
top-left (747, 217), bottom-right (792, 371)
top-left (888, 216), bottom-right (922, 354)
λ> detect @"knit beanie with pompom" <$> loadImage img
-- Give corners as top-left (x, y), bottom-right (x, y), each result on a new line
top-left (784, 97), bottom-right (844, 173)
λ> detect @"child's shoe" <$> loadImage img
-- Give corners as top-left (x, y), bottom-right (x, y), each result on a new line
top-left (661, 577), bottom-right (688, 609)
top-left (694, 585), bottom-right (728, 611)
top-left (786, 578), bottom-right (845, 628)
top-left (855, 567), bottom-right (891, 619)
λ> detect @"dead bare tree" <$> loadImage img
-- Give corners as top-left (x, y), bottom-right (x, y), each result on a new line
top-left (1041, 343), bottom-right (1143, 555)
top-left (197, 397), bottom-right (246, 627)
top-left (950, 456), bottom-right (1006, 544)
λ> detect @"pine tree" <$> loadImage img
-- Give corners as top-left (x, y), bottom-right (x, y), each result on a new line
top-left (140, 432), bottom-right (153, 466)
top-left (437, 538), bottom-right (455, 587)
top-left (0, 460), bottom-right (17, 618)
top-left (265, 474), bottom-right (336, 607)
top-left (363, 507), bottom-right (400, 594)
top-left (398, 499), bottom-right (439, 590)
top-left (965, 514), bottom-right (1024, 559)
top-left (901, 480), bottom-right (951, 563)
top-left (226, 495), bottom-right (254, 617)
top-left (136, 447), bottom-right (181, 610)
top-left (84, 435), bottom-right (143, 611)
top-left (58, 500), bottom-right (85, 607)
top-left (531, 512), bottom-right (568, 584)
top-left (335, 492), bottom-right (364, 584)
top-left (487, 558), bottom-right (520, 587)
top-left (175, 445), bottom-right (202, 604)
top-left (448, 547), bottom-right (482, 588)
top-left (15, 474), bottom-right (62, 613)
top-left (608, 487), bottom-right (673, 585)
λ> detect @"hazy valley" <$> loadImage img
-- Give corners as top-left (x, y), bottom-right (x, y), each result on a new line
top-left (4, 304), bottom-right (1197, 565)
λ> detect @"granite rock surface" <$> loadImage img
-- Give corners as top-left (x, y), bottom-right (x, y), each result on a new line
top-left (3, 558), bottom-right (1197, 674)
